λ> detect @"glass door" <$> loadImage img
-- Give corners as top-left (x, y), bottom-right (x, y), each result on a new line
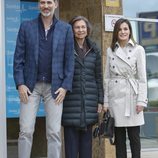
top-left (123, 0), bottom-right (158, 151)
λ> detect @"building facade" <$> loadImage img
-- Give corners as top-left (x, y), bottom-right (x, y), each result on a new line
top-left (1, 0), bottom-right (158, 157)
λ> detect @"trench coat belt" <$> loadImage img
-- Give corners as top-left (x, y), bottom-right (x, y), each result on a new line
top-left (111, 75), bottom-right (138, 95)
top-left (111, 75), bottom-right (138, 117)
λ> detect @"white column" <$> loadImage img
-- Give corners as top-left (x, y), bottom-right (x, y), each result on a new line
top-left (0, 0), bottom-right (7, 157)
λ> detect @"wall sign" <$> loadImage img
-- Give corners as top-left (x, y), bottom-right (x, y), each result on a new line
top-left (105, 0), bottom-right (120, 7)
top-left (105, 14), bottom-right (123, 32)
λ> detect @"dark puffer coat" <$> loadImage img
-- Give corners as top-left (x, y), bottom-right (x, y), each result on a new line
top-left (62, 38), bottom-right (104, 129)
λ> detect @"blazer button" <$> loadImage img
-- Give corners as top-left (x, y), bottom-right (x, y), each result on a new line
top-left (116, 73), bottom-right (118, 76)
top-left (115, 80), bottom-right (118, 83)
top-left (112, 58), bottom-right (114, 60)
top-left (113, 66), bottom-right (115, 68)
top-left (128, 57), bottom-right (130, 59)
top-left (129, 50), bottom-right (132, 52)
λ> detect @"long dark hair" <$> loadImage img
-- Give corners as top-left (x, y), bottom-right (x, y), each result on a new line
top-left (111, 18), bottom-right (135, 51)
top-left (69, 16), bottom-right (92, 37)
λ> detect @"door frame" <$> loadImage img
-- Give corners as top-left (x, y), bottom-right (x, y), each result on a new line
top-left (0, 0), bottom-right (7, 157)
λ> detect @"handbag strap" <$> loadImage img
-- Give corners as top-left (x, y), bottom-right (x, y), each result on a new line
top-left (109, 137), bottom-right (115, 145)
top-left (103, 110), bottom-right (111, 120)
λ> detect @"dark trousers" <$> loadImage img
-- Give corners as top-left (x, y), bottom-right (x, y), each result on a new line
top-left (64, 126), bottom-right (92, 158)
top-left (115, 126), bottom-right (141, 158)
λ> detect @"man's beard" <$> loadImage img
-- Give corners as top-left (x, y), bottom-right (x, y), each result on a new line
top-left (41, 10), bottom-right (54, 17)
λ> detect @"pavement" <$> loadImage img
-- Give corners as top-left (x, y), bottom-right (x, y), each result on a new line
top-left (8, 138), bottom-right (158, 158)
top-left (127, 148), bottom-right (158, 158)
top-left (127, 138), bottom-right (158, 158)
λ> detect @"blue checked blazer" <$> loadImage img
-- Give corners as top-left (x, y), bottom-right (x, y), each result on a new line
top-left (13, 17), bottom-right (74, 98)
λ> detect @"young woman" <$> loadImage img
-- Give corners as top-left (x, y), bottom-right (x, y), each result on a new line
top-left (104, 18), bottom-right (148, 158)
top-left (62, 16), bottom-right (104, 158)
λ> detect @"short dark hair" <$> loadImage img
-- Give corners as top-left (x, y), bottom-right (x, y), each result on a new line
top-left (111, 18), bottom-right (135, 51)
top-left (69, 16), bottom-right (92, 37)
top-left (38, 0), bottom-right (58, 2)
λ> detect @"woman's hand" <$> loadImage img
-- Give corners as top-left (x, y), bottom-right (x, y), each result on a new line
top-left (102, 107), bottom-right (108, 112)
top-left (102, 103), bottom-right (108, 112)
top-left (97, 104), bottom-right (102, 113)
top-left (136, 105), bottom-right (144, 114)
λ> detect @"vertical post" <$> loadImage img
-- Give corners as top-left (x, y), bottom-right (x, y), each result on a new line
top-left (0, 0), bottom-right (7, 157)
top-left (101, 0), bottom-right (122, 157)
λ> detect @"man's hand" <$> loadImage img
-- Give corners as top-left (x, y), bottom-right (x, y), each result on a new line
top-left (18, 85), bottom-right (31, 104)
top-left (55, 87), bottom-right (67, 105)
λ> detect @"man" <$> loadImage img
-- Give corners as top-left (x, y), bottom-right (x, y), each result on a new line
top-left (13, 0), bottom-right (74, 157)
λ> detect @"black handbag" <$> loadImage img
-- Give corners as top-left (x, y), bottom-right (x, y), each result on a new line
top-left (93, 110), bottom-right (115, 145)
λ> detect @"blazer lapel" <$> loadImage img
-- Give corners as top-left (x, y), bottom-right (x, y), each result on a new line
top-left (52, 22), bottom-right (60, 54)
top-left (32, 19), bottom-right (39, 65)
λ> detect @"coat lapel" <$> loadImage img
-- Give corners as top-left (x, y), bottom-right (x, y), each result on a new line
top-left (74, 50), bottom-right (84, 67)
top-left (115, 47), bottom-right (132, 68)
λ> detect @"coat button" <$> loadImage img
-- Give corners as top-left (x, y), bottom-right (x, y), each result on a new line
top-left (128, 57), bottom-right (130, 59)
top-left (113, 66), bottom-right (115, 68)
top-left (129, 50), bottom-right (132, 52)
top-left (115, 80), bottom-right (118, 83)
top-left (112, 58), bottom-right (114, 60)
top-left (116, 73), bottom-right (118, 76)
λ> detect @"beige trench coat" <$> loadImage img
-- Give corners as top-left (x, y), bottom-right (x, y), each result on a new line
top-left (104, 40), bottom-right (148, 127)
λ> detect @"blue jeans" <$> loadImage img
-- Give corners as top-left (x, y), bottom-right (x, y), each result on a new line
top-left (18, 82), bottom-right (63, 158)
top-left (64, 126), bottom-right (92, 158)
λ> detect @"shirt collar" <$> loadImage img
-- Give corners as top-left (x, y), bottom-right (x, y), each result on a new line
top-left (38, 14), bottom-right (58, 29)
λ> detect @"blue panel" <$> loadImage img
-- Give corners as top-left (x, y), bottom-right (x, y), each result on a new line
top-left (5, 0), bottom-right (45, 118)
top-left (138, 12), bottom-right (158, 52)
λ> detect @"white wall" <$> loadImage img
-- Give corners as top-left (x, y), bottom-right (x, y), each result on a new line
top-left (0, 0), bottom-right (7, 157)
